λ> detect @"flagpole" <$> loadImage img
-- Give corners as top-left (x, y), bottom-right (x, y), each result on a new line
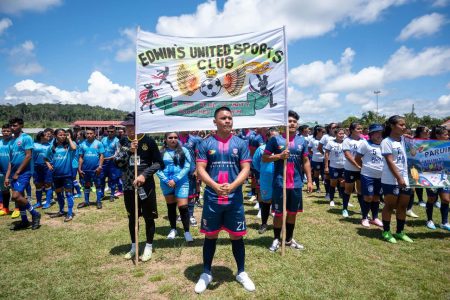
top-left (281, 126), bottom-right (288, 256)
top-left (134, 26), bottom-right (141, 266)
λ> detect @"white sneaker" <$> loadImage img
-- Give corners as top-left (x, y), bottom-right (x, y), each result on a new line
top-left (269, 239), bottom-right (280, 252)
top-left (348, 202), bottom-right (354, 207)
top-left (329, 201), bottom-right (335, 207)
top-left (257, 210), bottom-right (261, 219)
top-left (286, 239), bottom-right (305, 250)
top-left (124, 249), bottom-right (136, 260)
top-left (167, 229), bottom-right (178, 239)
top-left (406, 209), bottom-right (419, 218)
top-left (184, 231), bottom-right (193, 242)
top-left (435, 201), bottom-right (441, 209)
top-left (195, 273), bottom-right (213, 294)
top-left (253, 202), bottom-right (260, 209)
top-left (140, 246), bottom-right (152, 262)
top-left (419, 201), bottom-right (426, 207)
top-left (248, 195), bottom-right (257, 203)
top-left (236, 272), bottom-right (255, 292)
top-left (324, 194), bottom-right (330, 201)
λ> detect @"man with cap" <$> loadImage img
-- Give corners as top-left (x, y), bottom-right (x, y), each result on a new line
top-left (115, 112), bottom-right (164, 262)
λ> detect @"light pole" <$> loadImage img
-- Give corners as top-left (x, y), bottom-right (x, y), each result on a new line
top-left (373, 90), bottom-right (381, 116)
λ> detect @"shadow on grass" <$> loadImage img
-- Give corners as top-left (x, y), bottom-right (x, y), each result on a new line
top-left (407, 231), bottom-right (450, 240)
top-left (356, 227), bottom-right (382, 239)
top-left (312, 199), bottom-right (334, 205)
top-left (184, 264), bottom-right (235, 290)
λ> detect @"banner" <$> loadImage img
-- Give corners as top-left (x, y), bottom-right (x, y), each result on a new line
top-left (405, 138), bottom-right (450, 188)
top-left (135, 27), bottom-right (288, 133)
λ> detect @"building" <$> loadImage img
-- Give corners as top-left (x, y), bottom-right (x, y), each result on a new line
top-left (71, 120), bottom-right (124, 137)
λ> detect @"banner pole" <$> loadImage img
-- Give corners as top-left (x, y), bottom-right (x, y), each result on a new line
top-left (134, 25), bottom-right (140, 266)
top-left (281, 125), bottom-right (289, 256)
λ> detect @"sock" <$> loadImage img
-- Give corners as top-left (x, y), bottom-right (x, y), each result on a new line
top-left (57, 192), bottom-right (65, 213)
top-left (96, 188), bottom-right (102, 203)
top-left (407, 194), bottom-right (414, 210)
top-left (25, 202), bottom-right (38, 217)
top-left (178, 205), bottom-right (190, 232)
top-left (251, 187), bottom-right (256, 196)
top-left (357, 195), bottom-right (364, 215)
top-left (26, 184), bottom-right (32, 198)
top-left (314, 177), bottom-right (320, 190)
top-left (110, 183), bottom-right (116, 200)
top-left (338, 186), bottom-right (344, 199)
top-left (130, 243), bottom-right (136, 252)
top-left (324, 179), bottom-right (330, 195)
top-left (261, 202), bottom-right (271, 225)
top-left (73, 180), bottom-right (81, 195)
top-left (231, 239), bottom-right (245, 274)
top-left (426, 202), bottom-right (434, 221)
top-left (118, 179), bottom-right (123, 192)
top-left (145, 243), bottom-right (152, 251)
top-left (35, 188), bottom-right (43, 204)
top-left (274, 227), bottom-right (281, 240)
top-left (416, 188), bottom-right (424, 202)
top-left (361, 201), bottom-right (370, 219)
top-left (0, 193), bottom-right (2, 208)
top-left (342, 193), bottom-right (350, 210)
top-left (2, 191), bottom-right (10, 210)
top-left (145, 218), bottom-right (156, 244)
top-left (188, 200), bottom-right (194, 218)
top-left (203, 238), bottom-right (217, 275)
top-left (20, 205), bottom-right (28, 222)
top-left (383, 220), bottom-right (390, 232)
top-left (440, 202), bottom-right (449, 225)
top-left (329, 186), bottom-right (335, 201)
top-left (66, 192), bottom-right (74, 216)
top-left (286, 222), bottom-right (295, 243)
top-left (45, 187), bottom-right (53, 203)
top-left (371, 202), bottom-right (380, 220)
top-left (84, 188), bottom-right (90, 204)
top-left (396, 218), bottom-right (405, 234)
top-left (167, 202), bottom-right (177, 229)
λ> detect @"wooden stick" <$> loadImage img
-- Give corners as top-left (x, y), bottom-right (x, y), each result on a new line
top-left (281, 125), bottom-right (289, 256)
top-left (134, 138), bottom-right (139, 266)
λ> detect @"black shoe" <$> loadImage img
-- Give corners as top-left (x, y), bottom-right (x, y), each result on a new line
top-left (258, 224), bottom-right (268, 234)
top-left (77, 202), bottom-right (89, 209)
top-left (10, 221), bottom-right (31, 231)
top-left (97, 202), bottom-right (102, 209)
top-left (31, 212), bottom-right (41, 230)
top-left (49, 211), bottom-right (66, 218)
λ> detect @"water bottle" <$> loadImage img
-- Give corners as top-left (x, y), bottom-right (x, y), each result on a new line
top-left (138, 187), bottom-right (147, 200)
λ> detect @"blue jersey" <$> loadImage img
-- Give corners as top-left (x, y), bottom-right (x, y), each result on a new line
top-left (179, 134), bottom-right (202, 174)
top-left (10, 133), bottom-right (34, 175)
top-left (252, 145), bottom-right (274, 176)
top-left (33, 142), bottom-right (50, 165)
top-left (238, 129), bottom-right (255, 147)
top-left (249, 133), bottom-right (265, 154)
top-left (197, 135), bottom-right (251, 204)
top-left (156, 147), bottom-right (191, 184)
top-left (79, 139), bottom-right (105, 171)
top-left (101, 136), bottom-right (119, 159)
top-left (46, 144), bottom-right (76, 177)
top-left (0, 138), bottom-right (12, 174)
top-left (265, 135), bottom-right (308, 189)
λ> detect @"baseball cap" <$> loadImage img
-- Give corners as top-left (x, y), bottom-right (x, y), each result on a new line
top-left (369, 124), bottom-right (383, 133)
top-left (121, 112), bottom-right (135, 126)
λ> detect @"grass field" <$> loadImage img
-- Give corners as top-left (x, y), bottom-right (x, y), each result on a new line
top-left (1, 183), bottom-right (449, 300)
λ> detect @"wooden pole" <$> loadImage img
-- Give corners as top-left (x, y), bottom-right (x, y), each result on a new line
top-left (281, 125), bottom-right (289, 256)
top-left (134, 138), bottom-right (139, 265)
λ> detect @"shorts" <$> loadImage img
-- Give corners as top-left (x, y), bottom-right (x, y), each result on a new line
top-left (311, 161), bottom-right (324, 173)
top-left (0, 174), bottom-right (6, 192)
top-left (426, 187), bottom-right (450, 198)
top-left (361, 175), bottom-right (382, 197)
top-left (160, 179), bottom-right (189, 198)
top-left (124, 185), bottom-right (158, 219)
top-left (272, 186), bottom-right (303, 216)
top-left (200, 197), bottom-right (246, 237)
top-left (188, 174), bottom-right (197, 199)
top-left (54, 176), bottom-right (73, 190)
top-left (259, 173), bottom-right (273, 202)
top-left (382, 184), bottom-right (412, 196)
top-left (11, 173), bottom-right (32, 193)
top-left (102, 161), bottom-right (121, 182)
top-left (81, 170), bottom-right (102, 187)
top-left (33, 164), bottom-right (53, 184)
top-left (344, 170), bottom-right (361, 183)
top-left (329, 167), bottom-right (344, 180)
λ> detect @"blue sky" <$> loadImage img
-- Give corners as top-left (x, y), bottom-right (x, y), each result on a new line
top-left (0, 0), bottom-right (449, 123)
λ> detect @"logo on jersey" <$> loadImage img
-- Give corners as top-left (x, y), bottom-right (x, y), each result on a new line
top-left (393, 187), bottom-right (399, 195)
top-left (232, 148), bottom-right (238, 155)
top-left (142, 143), bottom-right (148, 151)
top-left (277, 145), bottom-right (284, 150)
top-left (17, 141), bottom-right (22, 146)
top-left (208, 150), bottom-right (216, 155)
top-left (203, 219), bottom-right (207, 226)
top-left (297, 145), bottom-right (303, 151)
top-left (368, 185), bottom-right (374, 193)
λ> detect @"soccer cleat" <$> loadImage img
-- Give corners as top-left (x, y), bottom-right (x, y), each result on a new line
top-left (124, 249), bottom-right (136, 260)
top-left (167, 229), bottom-right (178, 239)
top-left (393, 231), bottom-right (413, 243)
top-left (97, 202), bottom-right (102, 209)
top-left (33, 203), bottom-right (42, 209)
top-left (50, 211), bottom-right (66, 218)
top-left (64, 215), bottom-right (73, 222)
top-left (248, 195), bottom-right (257, 203)
top-left (42, 201), bottom-right (51, 209)
top-left (0, 208), bottom-right (9, 216)
top-left (73, 194), bottom-right (81, 198)
top-left (269, 239), bottom-right (280, 252)
top-left (418, 201), bottom-right (426, 207)
top-left (11, 209), bottom-right (20, 219)
top-left (342, 209), bottom-right (349, 218)
top-left (324, 194), bottom-right (330, 201)
top-left (406, 209), bottom-right (418, 218)
top-left (258, 224), bottom-right (267, 234)
top-left (31, 212), bottom-right (41, 230)
top-left (184, 231), bottom-right (194, 242)
top-left (286, 239), bottom-right (305, 250)
top-left (140, 247), bottom-right (152, 262)
top-left (195, 273), bottom-right (213, 294)
top-left (426, 220), bottom-right (436, 230)
top-left (114, 191), bottom-right (124, 197)
top-left (361, 219), bottom-right (370, 228)
top-left (77, 202), bottom-right (89, 209)
top-left (369, 218), bottom-right (383, 227)
top-left (329, 201), bottom-right (335, 207)
top-left (190, 217), bottom-right (198, 227)
top-left (440, 223), bottom-right (450, 231)
top-left (434, 201), bottom-right (441, 209)
top-left (236, 272), bottom-right (256, 292)
top-left (382, 231), bottom-right (397, 244)
top-left (10, 221), bottom-right (30, 231)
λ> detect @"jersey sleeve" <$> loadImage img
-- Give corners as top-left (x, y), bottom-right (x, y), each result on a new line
top-left (196, 139), bottom-right (208, 163)
top-left (239, 139), bottom-right (251, 163)
top-left (24, 135), bottom-right (34, 150)
top-left (319, 135), bottom-right (327, 145)
top-left (45, 146), bottom-right (53, 162)
top-left (357, 141), bottom-right (368, 156)
top-left (342, 138), bottom-right (351, 152)
top-left (98, 141), bottom-right (105, 155)
top-left (302, 139), bottom-right (309, 157)
top-left (324, 141), bottom-right (331, 152)
top-left (381, 139), bottom-right (392, 156)
top-left (264, 136), bottom-right (276, 155)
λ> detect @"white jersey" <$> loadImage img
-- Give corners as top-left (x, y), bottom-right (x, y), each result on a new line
top-left (381, 136), bottom-right (409, 185)
top-left (343, 137), bottom-right (364, 171)
top-left (357, 140), bottom-right (383, 179)
top-left (309, 138), bottom-right (324, 162)
top-left (319, 134), bottom-right (334, 147)
top-left (324, 139), bottom-right (344, 169)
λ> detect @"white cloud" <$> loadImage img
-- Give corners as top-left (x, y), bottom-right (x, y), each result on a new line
top-left (324, 66), bottom-right (385, 92)
top-left (0, 0), bottom-right (61, 14)
top-left (432, 0), bottom-right (449, 7)
top-left (397, 13), bottom-right (446, 41)
top-left (156, 0), bottom-right (406, 41)
top-left (8, 40), bottom-right (44, 76)
top-left (114, 28), bottom-right (136, 62)
top-left (2, 71), bottom-right (135, 111)
top-left (438, 94), bottom-right (450, 106)
top-left (0, 18), bottom-right (12, 35)
top-left (288, 87), bottom-right (341, 116)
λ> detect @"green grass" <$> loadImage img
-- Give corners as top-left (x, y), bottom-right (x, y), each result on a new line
top-left (0, 184), bottom-right (449, 300)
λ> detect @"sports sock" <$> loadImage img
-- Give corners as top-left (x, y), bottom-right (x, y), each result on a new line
top-left (26, 184), bottom-right (32, 198)
top-left (274, 227), bottom-right (281, 240)
top-left (426, 202), bottom-right (434, 221)
top-left (416, 188), bottom-right (424, 202)
top-left (109, 183), bottom-right (116, 200)
top-left (57, 192), bottom-right (65, 213)
top-left (371, 201), bottom-right (380, 220)
top-left (231, 238), bottom-right (245, 274)
top-left (73, 180), bottom-right (81, 195)
top-left (407, 193), bottom-right (414, 210)
top-left (2, 191), bottom-right (10, 210)
top-left (96, 187), bottom-right (102, 203)
top-left (382, 220), bottom-right (390, 232)
top-left (20, 205), bottom-right (28, 222)
top-left (324, 179), bottom-right (330, 195)
top-left (25, 202), bottom-right (38, 217)
top-left (45, 187), bottom-right (53, 204)
top-left (440, 202), bottom-right (449, 225)
top-left (130, 243), bottom-right (136, 252)
top-left (329, 186), bottom-right (335, 201)
top-left (396, 218), bottom-right (405, 234)
top-left (167, 202), bottom-right (177, 229)
top-left (203, 238), bottom-right (217, 275)
top-left (145, 218), bottom-right (156, 244)
top-left (66, 192), bottom-right (74, 216)
top-left (337, 185), bottom-right (344, 199)
top-left (286, 222), bottom-right (295, 243)
top-left (35, 188), bottom-right (43, 204)
top-left (361, 201), bottom-right (370, 219)
top-left (357, 194), bottom-right (364, 214)
top-left (342, 193), bottom-right (350, 210)
top-left (178, 205), bottom-right (190, 232)
top-left (145, 243), bottom-right (152, 251)
top-left (188, 200), bottom-right (194, 218)
top-left (84, 188), bottom-right (90, 204)
top-left (314, 177), bottom-right (320, 190)
top-left (118, 179), bottom-right (123, 192)
top-left (261, 202), bottom-right (271, 225)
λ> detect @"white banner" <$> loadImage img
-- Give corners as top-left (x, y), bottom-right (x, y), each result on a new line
top-left (135, 27), bottom-right (288, 134)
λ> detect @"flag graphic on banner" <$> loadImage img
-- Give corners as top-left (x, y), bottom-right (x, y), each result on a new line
top-left (135, 27), bottom-right (288, 133)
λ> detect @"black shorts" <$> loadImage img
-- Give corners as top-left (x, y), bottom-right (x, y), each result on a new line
top-left (124, 184), bottom-right (158, 219)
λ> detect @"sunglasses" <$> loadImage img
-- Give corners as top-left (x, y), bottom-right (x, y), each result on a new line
top-left (167, 137), bottom-right (178, 140)
top-left (107, 131), bottom-right (115, 133)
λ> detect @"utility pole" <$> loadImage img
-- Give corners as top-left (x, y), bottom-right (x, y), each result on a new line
top-left (374, 90), bottom-right (381, 115)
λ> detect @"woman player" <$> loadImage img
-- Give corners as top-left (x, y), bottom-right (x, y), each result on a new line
top-left (324, 128), bottom-right (345, 208)
top-left (308, 126), bottom-right (325, 193)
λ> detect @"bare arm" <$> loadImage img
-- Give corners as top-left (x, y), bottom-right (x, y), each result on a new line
top-left (196, 161), bottom-right (222, 195)
top-left (303, 156), bottom-right (314, 193)
top-left (344, 150), bottom-right (361, 170)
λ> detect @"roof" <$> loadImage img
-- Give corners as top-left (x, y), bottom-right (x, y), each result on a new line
top-left (442, 119), bottom-right (450, 129)
top-left (71, 120), bottom-right (124, 127)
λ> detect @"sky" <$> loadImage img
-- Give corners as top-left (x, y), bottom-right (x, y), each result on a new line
top-left (0, 0), bottom-right (449, 123)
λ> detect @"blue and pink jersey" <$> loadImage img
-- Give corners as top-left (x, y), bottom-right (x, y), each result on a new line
top-left (264, 134), bottom-right (309, 189)
top-left (197, 134), bottom-right (251, 205)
